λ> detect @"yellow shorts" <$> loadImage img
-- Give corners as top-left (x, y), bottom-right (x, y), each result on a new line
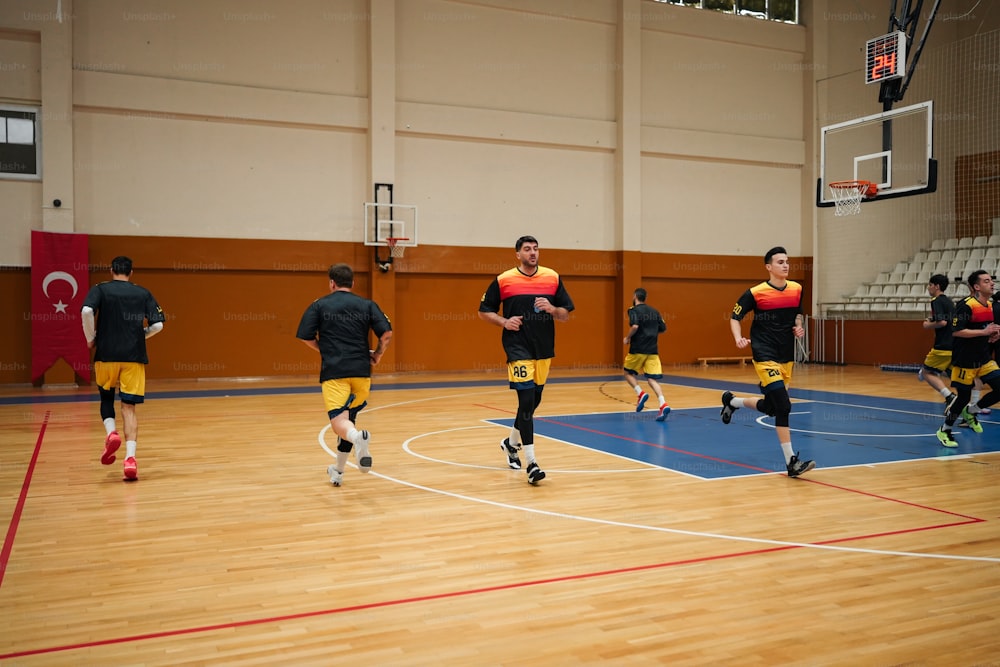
top-left (624, 353), bottom-right (663, 379)
top-left (753, 360), bottom-right (793, 390)
top-left (94, 361), bottom-right (146, 403)
top-left (322, 377), bottom-right (371, 419)
top-left (950, 360), bottom-right (1000, 387)
top-left (922, 349), bottom-right (952, 374)
top-left (508, 358), bottom-right (551, 390)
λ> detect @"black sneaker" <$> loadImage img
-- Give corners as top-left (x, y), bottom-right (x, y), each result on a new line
top-left (786, 453), bottom-right (815, 478)
top-left (501, 438), bottom-right (521, 470)
top-left (526, 461), bottom-right (546, 485)
top-left (720, 391), bottom-right (737, 424)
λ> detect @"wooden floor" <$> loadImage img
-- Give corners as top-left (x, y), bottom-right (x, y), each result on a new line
top-left (1, 364), bottom-right (998, 665)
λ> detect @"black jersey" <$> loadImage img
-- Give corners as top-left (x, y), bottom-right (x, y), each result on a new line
top-left (731, 280), bottom-right (803, 364)
top-left (951, 295), bottom-right (994, 368)
top-left (82, 280), bottom-right (165, 364)
top-left (928, 293), bottom-right (954, 351)
top-left (296, 290), bottom-right (392, 382)
top-left (479, 266), bottom-right (575, 363)
top-left (627, 303), bottom-right (666, 355)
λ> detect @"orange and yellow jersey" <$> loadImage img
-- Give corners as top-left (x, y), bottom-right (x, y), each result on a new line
top-left (951, 295), bottom-right (994, 367)
top-left (479, 266), bottom-right (575, 363)
top-left (731, 280), bottom-right (803, 363)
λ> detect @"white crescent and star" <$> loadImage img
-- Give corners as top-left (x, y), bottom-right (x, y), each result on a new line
top-left (42, 271), bottom-right (79, 314)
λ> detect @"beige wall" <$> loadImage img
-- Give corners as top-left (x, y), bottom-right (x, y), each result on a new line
top-left (1, 0), bottom-right (811, 267)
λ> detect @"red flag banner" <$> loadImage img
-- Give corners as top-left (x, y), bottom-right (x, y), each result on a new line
top-left (30, 231), bottom-right (91, 383)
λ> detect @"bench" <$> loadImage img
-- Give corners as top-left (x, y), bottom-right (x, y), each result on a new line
top-left (697, 356), bottom-right (752, 369)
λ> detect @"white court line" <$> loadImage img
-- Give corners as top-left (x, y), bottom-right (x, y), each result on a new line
top-left (753, 411), bottom-right (940, 438)
top-left (315, 422), bottom-right (1000, 564)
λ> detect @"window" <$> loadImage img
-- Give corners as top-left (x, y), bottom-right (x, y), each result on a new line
top-left (0, 106), bottom-right (41, 180)
top-left (655, 0), bottom-right (799, 24)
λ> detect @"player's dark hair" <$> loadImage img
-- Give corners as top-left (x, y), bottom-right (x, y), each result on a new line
top-left (764, 246), bottom-right (787, 265)
top-left (929, 274), bottom-right (949, 290)
top-left (515, 235), bottom-right (538, 251)
top-left (328, 263), bottom-right (354, 288)
top-left (634, 288), bottom-right (647, 302)
top-left (967, 269), bottom-right (989, 288)
top-left (110, 256), bottom-right (133, 276)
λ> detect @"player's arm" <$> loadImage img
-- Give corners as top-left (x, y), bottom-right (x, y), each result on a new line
top-left (537, 301), bottom-right (570, 322)
top-left (479, 280), bottom-right (521, 330)
top-left (144, 322), bottom-right (164, 339)
top-left (623, 323), bottom-right (639, 345)
top-left (371, 330), bottom-right (393, 364)
top-left (295, 302), bottom-right (321, 351)
top-left (793, 313), bottom-right (805, 339)
top-left (81, 306), bottom-right (96, 349)
top-left (730, 292), bottom-right (753, 349)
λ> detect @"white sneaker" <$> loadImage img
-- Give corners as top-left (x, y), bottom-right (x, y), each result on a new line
top-left (327, 465), bottom-right (343, 486)
top-left (353, 430), bottom-right (372, 473)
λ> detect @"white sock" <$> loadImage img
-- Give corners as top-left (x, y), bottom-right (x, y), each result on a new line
top-left (730, 397), bottom-right (746, 409)
top-left (509, 426), bottom-right (521, 447)
top-left (348, 427), bottom-right (367, 446)
top-left (939, 387), bottom-right (953, 398)
top-left (104, 417), bottom-right (116, 435)
top-left (523, 444), bottom-right (536, 465)
top-left (336, 450), bottom-right (349, 472)
top-left (972, 389), bottom-right (981, 404)
top-left (633, 386), bottom-right (643, 396)
top-left (657, 394), bottom-right (667, 406)
top-left (780, 442), bottom-right (794, 464)
top-left (126, 440), bottom-right (137, 458)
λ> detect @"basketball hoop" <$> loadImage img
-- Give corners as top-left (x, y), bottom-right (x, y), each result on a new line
top-left (829, 180), bottom-right (877, 216)
top-left (386, 237), bottom-right (408, 258)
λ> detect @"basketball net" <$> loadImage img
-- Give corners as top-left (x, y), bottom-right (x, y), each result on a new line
top-left (387, 238), bottom-right (407, 258)
top-left (829, 180), bottom-right (874, 216)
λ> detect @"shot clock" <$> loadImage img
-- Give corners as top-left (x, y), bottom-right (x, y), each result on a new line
top-left (865, 31), bottom-right (907, 85)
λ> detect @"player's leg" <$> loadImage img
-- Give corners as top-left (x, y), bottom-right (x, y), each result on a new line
top-left (118, 363), bottom-right (146, 480)
top-left (939, 367), bottom-right (973, 446)
top-left (920, 349), bottom-right (956, 406)
top-left (347, 379), bottom-right (372, 472)
top-left (323, 379), bottom-right (371, 484)
top-left (643, 356), bottom-right (669, 421)
top-left (95, 362), bottom-right (122, 464)
top-left (720, 361), bottom-right (770, 424)
top-left (624, 354), bottom-right (648, 411)
top-left (518, 359), bottom-right (549, 485)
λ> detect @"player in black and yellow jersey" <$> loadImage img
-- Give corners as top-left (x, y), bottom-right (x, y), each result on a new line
top-left (918, 274), bottom-right (957, 407)
top-left (719, 246), bottom-right (815, 477)
top-left (81, 256), bottom-right (165, 481)
top-left (479, 235), bottom-right (575, 485)
top-left (937, 269), bottom-right (1000, 447)
top-left (297, 263), bottom-right (393, 486)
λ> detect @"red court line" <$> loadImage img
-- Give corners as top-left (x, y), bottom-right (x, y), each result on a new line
top-left (0, 542), bottom-right (800, 659)
top-left (0, 410), bottom-right (49, 590)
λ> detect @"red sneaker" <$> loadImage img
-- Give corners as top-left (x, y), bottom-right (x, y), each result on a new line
top-left (123, 457), bottom-right (138, 480)
top-left (655, 404), bottom-right (671, 422)
top-left (102, 431), bottom-right (122, 465)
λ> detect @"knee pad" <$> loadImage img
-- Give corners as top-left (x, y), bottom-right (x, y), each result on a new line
top-left (770, 390), bottom-right (792, 427)
top-left (337, 437), bottom-right (353, 453)
top-left (98, 387), bottom-right (116, 420)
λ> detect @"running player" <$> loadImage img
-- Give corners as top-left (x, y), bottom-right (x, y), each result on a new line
top-left (296, 263), bottom-right (393, 486)
top-left (81, 256), bottom-right (165, 481)
top-left (918, 274), bottom-right (957, 407)
top-left (479, 235), bottom-right (575, 485)
top-left (936, 270), bottom-right (1000, 447)
top-left (719, 246), bottom-right (815, 477)
top-left (623, 287), bottom-right (671, 421)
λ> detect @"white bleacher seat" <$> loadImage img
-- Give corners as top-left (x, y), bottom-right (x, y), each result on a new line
top-left (845, 301), bottom-right (869, 313)
top-left (958, 237), bottom-right (974, 249)
top-left (903, 271), bottom-right (919, 283)
top-left (873, 272), bottom-right (890, 284)
top-left (906, 260), bottom-right (923, 274)
top-left (973, 236), bottom-right (988, 247)
top-left (930, 239), bottom-right (946, 250)
top-left (909, 285), bottom-right (926, 298)
top-left (990, 234), bottom-right (1000, 247)
top-left (889, 271), bottom-right (906, 283)
top-left (870, 299), bottom-right (897, 313)
top-left (949, 260), bottom-right (966, 279)
top-left (867, 285), bottom-right (884, 298)
top-left (893, 261), bottom-right (909, 274)
top-left (986, 247), bottom-right (1000, 260)
top-left (969, 247), bottom-right (985, 261)
top-left (982, 257), bottom-right (998, 274)
top-left (913, 251), bottom-right (928, 263)
top-left (916, 269), bottom-right (932, 283)
top-left (847, 285), bottom-right (869, 300)
top-left (932, 261), bottom-right (950, 275)
top-left (939, 249), bottom-right (956, 262)
top-left (921, 261), bottom-right (937, 274)
top-left (945, 238), bottom-right (959, 249)
top-left (927, 250), bottom-right (942, 262)
top-left (954, 248), bottom-right (971, 262)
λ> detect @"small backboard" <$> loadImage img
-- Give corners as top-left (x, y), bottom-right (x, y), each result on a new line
top-left (363, 203), bottom-right (418, 248)
top-left (817, 100), bottom-right (935, 208)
